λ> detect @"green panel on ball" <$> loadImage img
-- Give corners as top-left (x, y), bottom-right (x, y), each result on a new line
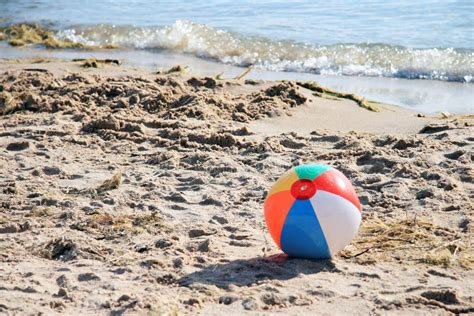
top-left (294, 164), bottom-right (331, 180)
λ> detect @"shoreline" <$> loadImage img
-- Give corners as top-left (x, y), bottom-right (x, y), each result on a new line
top-left (0, 61), bottom-right (473, 314)
top-left (1, 41), bottom-right (474, 114)
top-left (0, 58), bottom-right (448, 135)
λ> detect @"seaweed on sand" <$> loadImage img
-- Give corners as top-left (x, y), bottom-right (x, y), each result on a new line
top-left (156, 65), bottom-right (188, 75)
top-left (0, 23), bottom-right (117, 49)
top-left (0, 92), bottom-right (17, 115)
top-left (341, 218), bottom-right (473, 269)
top-left (96, 171), bottom-right (122, 193)
top-left (212, 66), bottom-right (253, 81)
top-left (0, 23), bottom-right (84, 48)
top-left (297, 81), bottom-right (381, 112)
top-left (234, 66), bottom-right (254, 80)
top-left (437, 112), bottom-right (474, 120)
top-left (72, 58), bottom-right (121, 68)
top-left (62, 172), bottom-right (122, 196)
top-left (0, 57), bottom-right (60, 64)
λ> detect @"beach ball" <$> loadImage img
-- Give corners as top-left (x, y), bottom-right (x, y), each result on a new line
top-left (264, 164), bottom-right (362, 259)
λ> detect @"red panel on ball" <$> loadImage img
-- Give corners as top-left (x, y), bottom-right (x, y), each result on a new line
top-left (313, 168), bottom-right (361, 211)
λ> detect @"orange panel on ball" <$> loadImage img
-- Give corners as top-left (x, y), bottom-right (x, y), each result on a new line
top-left (264, 190), bottom-right (295, 249)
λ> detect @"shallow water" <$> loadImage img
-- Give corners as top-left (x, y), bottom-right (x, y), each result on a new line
top-left (1, 0), bottom-right (473, 83)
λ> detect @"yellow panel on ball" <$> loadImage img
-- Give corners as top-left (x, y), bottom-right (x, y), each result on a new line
top-left (268, 169), bottom-right (298, 196)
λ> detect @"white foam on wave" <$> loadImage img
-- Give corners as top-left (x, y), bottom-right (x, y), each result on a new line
top-left (57, 20), bottom-right (474, 82)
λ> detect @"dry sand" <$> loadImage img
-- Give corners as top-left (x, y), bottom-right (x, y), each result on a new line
top-left (0, 61), bottom-right (473, 315)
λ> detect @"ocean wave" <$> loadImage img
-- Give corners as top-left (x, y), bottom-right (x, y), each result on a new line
top-left (38, 20), bottom-right (474, 83)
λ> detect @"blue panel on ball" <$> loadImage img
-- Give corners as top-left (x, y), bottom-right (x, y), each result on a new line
top-left (280, 199), bottom-right (331, 259)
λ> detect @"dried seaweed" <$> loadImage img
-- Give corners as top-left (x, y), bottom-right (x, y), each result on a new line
top-left (0, 92), bottom-right (17, 115)
top-left (156, 65), bottom-right (188, 75)
top-left (297, 81), bottom-right (381, 112)
top-left (234, 66), bottom-right (254, 81)
top-left (0, 23), bottom-right (117, 49)
top-left (73, 58), bottom-right (121, 68)
top-left (341, 219), bottom-right (473, 269)
top-left (96, 171), bottom-right (122, 193)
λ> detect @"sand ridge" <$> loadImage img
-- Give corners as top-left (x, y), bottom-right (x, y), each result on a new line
top-left (0, 64), bottom-right (473, 315)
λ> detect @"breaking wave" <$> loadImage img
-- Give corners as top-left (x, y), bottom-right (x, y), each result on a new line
top-left (32, 20), bottom-right (474, 83)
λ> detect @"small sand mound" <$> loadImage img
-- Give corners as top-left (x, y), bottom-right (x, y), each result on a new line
top-left (0, 71), bottom-right (307, 123)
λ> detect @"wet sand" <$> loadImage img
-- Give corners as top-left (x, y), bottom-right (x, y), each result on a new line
top-left (0, 61), bottom-right (473, 315)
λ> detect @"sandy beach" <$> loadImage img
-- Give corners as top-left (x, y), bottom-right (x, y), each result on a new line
top-left (0, 60), bottom-right (472, 315)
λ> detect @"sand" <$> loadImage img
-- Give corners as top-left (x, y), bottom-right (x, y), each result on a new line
top-left (0, 61), bottom-right (473, 315)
